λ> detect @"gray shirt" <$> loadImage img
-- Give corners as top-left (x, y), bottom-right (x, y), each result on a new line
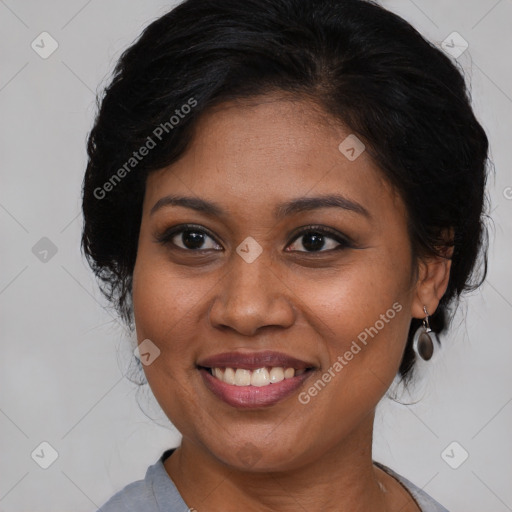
top-left (98, 449), bottom-right (449, 512)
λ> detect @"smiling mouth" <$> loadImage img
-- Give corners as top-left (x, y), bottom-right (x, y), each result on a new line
top-left (196, 351), bottom-right (317, 408)
top-left (200, 366), bottom-right (311, 387)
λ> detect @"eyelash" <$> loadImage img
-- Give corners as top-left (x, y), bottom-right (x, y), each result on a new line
top-left (154, 223), bottom-right (353, 254)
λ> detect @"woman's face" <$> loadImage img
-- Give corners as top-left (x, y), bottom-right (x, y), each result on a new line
top-left (132, 95), bottom-right (424, 471)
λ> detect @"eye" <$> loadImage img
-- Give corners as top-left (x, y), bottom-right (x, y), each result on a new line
top-left (155, 224), bottom-right (223, 251)
top-left (286, 226), bottom-right (351, 253)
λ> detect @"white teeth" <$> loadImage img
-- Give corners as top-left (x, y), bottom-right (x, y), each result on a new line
top-left (269, 367), bottom-right (285, 383)
top-left (223, 367), bottom-right (236, 385)
top-left (284, 367), bottom-right (295, 379)
top-left (251, 368), bottom-right (270, 387)
top-left (234, 368), bottom-right (251, 386)
top-left (210, 366), bottom-right (303, 386)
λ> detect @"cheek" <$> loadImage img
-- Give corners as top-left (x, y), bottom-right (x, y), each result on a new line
top-left (131, 260), bottom-right (195, 410)
top-left (307, 252), bottom-right (413, 377)
top-left (132, 252), bottom-right (208, 341)
top-left (131, 254), bottom-right (207, 430)
top-left (293, 273), bottom-right (411, 437)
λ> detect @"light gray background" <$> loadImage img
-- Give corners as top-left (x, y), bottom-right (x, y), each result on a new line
top-left (1, 1), bottom-right (511, 511)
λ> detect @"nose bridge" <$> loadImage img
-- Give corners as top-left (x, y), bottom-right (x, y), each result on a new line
top-left (229, 251), bottom-right (272, 301)
top-left (208, 248), bottom-right (295, 335)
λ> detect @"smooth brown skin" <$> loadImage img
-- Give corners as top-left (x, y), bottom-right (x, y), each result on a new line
top-left (132, 94), bottom-right (451, 512)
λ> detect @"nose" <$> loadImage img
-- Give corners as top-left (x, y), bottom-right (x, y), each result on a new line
top-left (208, 251), bottom-right (296, 337)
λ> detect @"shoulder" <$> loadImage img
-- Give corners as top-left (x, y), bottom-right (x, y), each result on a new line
top-left (98, 477), bottom-right (154, 512)
top-left (97, 450), bottom-right (190, 512)
top-left (374, 461), bottom-right (450, 512)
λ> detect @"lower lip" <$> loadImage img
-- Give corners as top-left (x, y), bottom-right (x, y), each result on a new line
top-left (199, 368), bottom-right (313, 409)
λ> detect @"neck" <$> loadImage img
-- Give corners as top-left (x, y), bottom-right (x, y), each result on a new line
top-left (164, 411), bottom-right (394, 512)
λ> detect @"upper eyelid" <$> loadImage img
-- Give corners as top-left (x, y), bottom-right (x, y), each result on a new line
top-left (288, 225), bottom-right (349, 243)
top-left (154, 223), bottom-right (221, 246)
top-left (156, 224), bottom-right (349, 250)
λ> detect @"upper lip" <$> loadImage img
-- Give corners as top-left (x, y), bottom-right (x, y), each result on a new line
top-left (197, 351), bottom-right (315, 370)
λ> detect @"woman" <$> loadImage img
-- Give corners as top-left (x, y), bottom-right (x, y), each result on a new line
top-left (82, 0), bottom-right (489, 510)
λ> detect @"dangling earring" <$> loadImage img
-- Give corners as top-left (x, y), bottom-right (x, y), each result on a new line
top-left (413, 306), bottom-right (434, 361)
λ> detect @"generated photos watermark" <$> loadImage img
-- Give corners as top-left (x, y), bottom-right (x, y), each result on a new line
top-left (298, 301), bottom-right (403, 404)
top-left (94, 97), bottom-right (197, 200)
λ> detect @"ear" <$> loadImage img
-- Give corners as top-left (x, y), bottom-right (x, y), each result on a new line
top-left (411, 237), bottom-right (453, 319)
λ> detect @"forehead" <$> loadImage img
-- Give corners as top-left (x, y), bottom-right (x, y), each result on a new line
top-left (144, 95), bottom-right (401, 219)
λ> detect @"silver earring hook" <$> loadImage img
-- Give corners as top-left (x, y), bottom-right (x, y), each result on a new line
top-left (422, 306), bottom-right (431, 332)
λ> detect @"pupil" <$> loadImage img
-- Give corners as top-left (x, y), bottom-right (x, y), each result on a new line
top-left (183, 231), bottom-right (205, 249)
top-left (303, 233), bottom-right (324, 251)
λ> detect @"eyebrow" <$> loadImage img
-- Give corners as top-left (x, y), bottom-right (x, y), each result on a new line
top-left (150, 195), bottom-right (224, 217)
top-left (274, 194), bottom-right (370, 220)
top-left (150, 193), bottom-right (370, 219)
